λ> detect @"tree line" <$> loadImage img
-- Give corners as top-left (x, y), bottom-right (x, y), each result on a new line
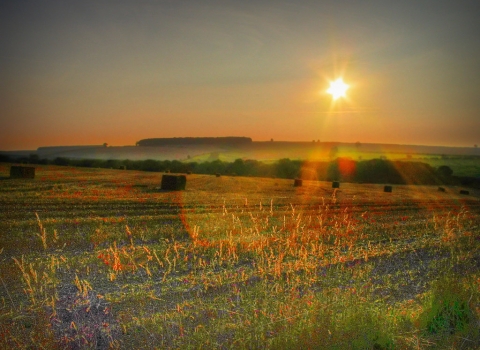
top-left (2, 153), bottom-right (472, 186)
top-left (136, 137), bottom-right (252, 146)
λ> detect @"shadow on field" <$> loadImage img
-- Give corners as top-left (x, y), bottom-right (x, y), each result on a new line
top-left (165, 191), bottom-right (192, 241)
top-left (50, 284), bottom-right (122, 349)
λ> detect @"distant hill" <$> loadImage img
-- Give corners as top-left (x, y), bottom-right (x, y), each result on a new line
top-left (136, 137), bottom-right (252, 146)
top-left (36, 145), bottom-right (104, 157)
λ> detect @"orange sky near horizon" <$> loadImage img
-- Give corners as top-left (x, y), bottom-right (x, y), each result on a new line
top-left (1, 1), bottom-right (479, 150)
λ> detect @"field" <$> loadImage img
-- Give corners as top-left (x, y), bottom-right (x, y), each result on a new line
top-left (0, 163), bottom-right (479, 349)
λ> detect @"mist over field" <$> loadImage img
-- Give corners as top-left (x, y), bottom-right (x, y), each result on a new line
top-left (2, 139), bottom-right (480, 161)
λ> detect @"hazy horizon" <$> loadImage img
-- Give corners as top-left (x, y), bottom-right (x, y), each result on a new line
top-left (2, 137), bottom-right (480, 153)
top-left (1, 1), bottom-right (479, 151)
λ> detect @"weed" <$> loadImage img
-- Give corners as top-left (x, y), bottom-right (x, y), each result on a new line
top-left (418, 276), bottom-right (479, 346)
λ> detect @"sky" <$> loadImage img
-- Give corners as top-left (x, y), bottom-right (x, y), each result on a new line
top-left (1, 0), bottom-right (479, 150)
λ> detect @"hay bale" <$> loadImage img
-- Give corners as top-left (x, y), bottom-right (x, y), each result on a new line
top-left (438, 187), bottom-right (446, 192)
top-left (294, 179), bottom-right (303, 187)
top-left (459, 190), bottom-right (469, 195)
top-left (332, 181), bottom-right (340, 188)
top-left (10, 166), bottom-right (35, 179)
top-left (161, 175), bottom-right (186, 191)
top-left (384, 185), bottom-right (392, 193)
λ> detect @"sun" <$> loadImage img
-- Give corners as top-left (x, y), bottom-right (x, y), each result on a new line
top-left (327, 78), bottom-right (349, 100)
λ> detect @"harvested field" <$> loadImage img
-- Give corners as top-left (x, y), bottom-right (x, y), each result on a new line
top-left (0, 164), bottom-right (479, 349)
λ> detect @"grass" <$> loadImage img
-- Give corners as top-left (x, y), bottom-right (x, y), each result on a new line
top-left (0, 163), bottom-right (479, 349)
top-left (420, 157), bottom-right (480, 178)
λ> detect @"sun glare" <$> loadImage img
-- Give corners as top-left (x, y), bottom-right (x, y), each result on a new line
top-left (327, 78), bottom-right (349, 100)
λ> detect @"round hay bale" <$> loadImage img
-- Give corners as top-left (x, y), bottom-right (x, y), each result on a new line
top-left (10, 166), bottom-right (35, 179)
top-left (332, 181), bottom-right (340, 188)
top-left (384, 185), bottom-right (393, 193)
top-left (161, 175), bottom-right (186, 191)
top-left (294, 179), bottom-right (303, 187)
top-left (437, 187), bottom-right (446, 192)
top-left (459, 190), bottom-right (469, 195)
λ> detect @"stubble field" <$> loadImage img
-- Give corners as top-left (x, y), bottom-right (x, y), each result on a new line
top-left (0, 164), bottom-right (479, 349)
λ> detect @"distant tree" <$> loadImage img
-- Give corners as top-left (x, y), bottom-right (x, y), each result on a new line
top-left (103, 143), bottom-right (108, 147)
top-left (28, 154), bottom-right (40, 164)
top-left (327, 161), bottom-right (340, 181)
top-left (475, 144), bottom-right (478, 148)
top-left (270, 138), bottom-right (274, 142)
top-left (77, 158), bottom-right (104, 168)
top-left (436, 165), bottom-right (453, 178)
top-left (355, 141), bottom-right (361, 148)
top-left (355, 159), bottom-right (400, 184)
top-left (137, 137), bottom-right (252, 146)
top-left (275, 158), bottom-right (300, 179)
top-left (54, 157), bottom-right (70, 166)
top-left (170, 160), bottom-right (186, 173)
top-left (202, 160), bottom-right (226, 175)
top-left (0, 154), bottom-right (11, 163)
top-left (105, 159), bottom-right (121, 169)
top-left (228, 159), bottom-right (247, 176)
top-left (140, 159), bottom-right (162, 172)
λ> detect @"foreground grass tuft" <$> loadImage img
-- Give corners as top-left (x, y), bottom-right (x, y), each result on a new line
top-left (418, 275), bottom-right (480, 349)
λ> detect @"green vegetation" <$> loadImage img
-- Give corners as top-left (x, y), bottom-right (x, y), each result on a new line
top-left (421, 157), bottom-right (480, 178)
top-left (0, 164), bottom-right (479, 348)
top-left (2, 152), bottom-right (479, 188)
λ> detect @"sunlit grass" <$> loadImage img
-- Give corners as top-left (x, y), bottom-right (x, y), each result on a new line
top-left (0, 164), bottom-right (479, 348)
